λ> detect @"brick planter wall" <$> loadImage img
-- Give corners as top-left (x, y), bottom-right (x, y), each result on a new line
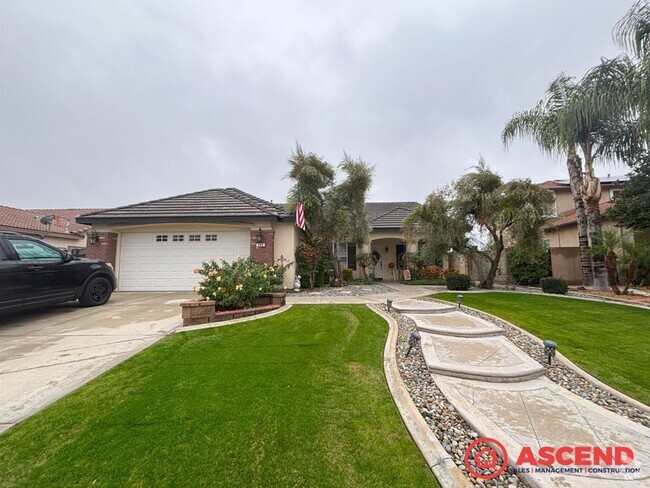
top-left (252, 292), bottom-right (286, 307)
top-left (181, 300), bottom-right (216, 326)
top-left (180, 293), bottom-right (286, 326)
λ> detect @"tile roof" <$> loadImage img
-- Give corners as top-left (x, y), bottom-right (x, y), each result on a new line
top-left (77, 188), bottom-right (292, 224)
top-left (366, 202), bottom-right (418, 229)
top-left (0, 206), bottom-right (99, 239)
top-left (544, 201), bottom-right (613, 229)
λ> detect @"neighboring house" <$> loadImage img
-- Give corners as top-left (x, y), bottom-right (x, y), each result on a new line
top-left (0, 205), bottom-right (100, 254)
top-left (77, 188), bottom-right (300, 291)
top-left (76, 189), bottom-right (419, 292)
top-left (540, 175), bottom-right (628, 284)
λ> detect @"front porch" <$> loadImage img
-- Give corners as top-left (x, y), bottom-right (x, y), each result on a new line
top-left (355, 236), bottom-right (417, 282)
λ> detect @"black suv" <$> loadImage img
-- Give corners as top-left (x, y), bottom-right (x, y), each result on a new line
top-left (0, 232), bottom-right (116, 314)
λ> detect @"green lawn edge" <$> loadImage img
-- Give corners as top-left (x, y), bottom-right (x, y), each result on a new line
top-left (434, 292), bottom-right (650, 405)
top-left (0, 305), bottom-right (438, 488)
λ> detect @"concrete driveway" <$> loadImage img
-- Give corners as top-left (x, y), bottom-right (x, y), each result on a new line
top-left (0, 292), bottom-right (194, 434)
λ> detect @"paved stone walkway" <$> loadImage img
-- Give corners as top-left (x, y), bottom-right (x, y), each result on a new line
top-left (393, 298), bottom-right (650, 487)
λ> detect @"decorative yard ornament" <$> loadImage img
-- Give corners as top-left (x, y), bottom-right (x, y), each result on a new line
top-left (457, 294), bottom-right (464, 309)
top-left (294, 275), bottom-right (301, 293)
top-left (386, 298), bottom-right (393, 312)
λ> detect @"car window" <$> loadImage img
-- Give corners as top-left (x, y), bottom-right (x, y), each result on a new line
top-left (0, 245), bottom-right (7, 260)
top-left (8, 239), bottom-right (62, 261)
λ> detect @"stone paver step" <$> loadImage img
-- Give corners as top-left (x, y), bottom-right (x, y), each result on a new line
top-left (420, 332), bottom-right (544, 383)
top-left (391, 299), bottom-right (456, 314)
top-left (406, 311), bottom-right (504, 337)
top-left (433, 375), bottom-right (650, 487)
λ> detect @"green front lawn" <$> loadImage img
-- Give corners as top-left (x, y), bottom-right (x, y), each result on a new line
top-left (434, 292), bottom-right (650, 405)
top-left (0, 305), bottom-right (437, 488)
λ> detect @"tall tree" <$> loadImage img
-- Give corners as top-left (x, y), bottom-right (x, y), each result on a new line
top-left (607, 156), bottom-right (650, 229)
top-left (502, 80), bottom-right (593, 285)
top-left (503, 58), bottom-right (641, 291)
top-left (286, 143), bottom-right (374, 285)
top-left (405, 162), bottom-right (553, 289)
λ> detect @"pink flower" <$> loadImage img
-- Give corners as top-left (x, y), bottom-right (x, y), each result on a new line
top-left (192, 268), bottom-right (199, 274)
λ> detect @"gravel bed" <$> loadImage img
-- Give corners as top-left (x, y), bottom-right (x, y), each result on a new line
top-left (293, 284), bottom-right (394, 296)
top-left (387, 304), bottom-right (526, 488)
top-left (425, 298), bottom-right (650, 427)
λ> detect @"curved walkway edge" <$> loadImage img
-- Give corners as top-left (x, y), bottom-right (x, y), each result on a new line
top-left (176, 305), bottom-right (293, 333)
top-left (454, 303), bottom-right (650, 415)
top-left (368, 304), bottom-right (472, 488)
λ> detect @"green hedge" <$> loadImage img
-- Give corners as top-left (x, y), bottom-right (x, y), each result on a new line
top-left (540, 277), bottom-right (568, 295)
top-left (445, 273), bottom-right (471, 291)
top-left (401, 279), bottom-right (447, 286)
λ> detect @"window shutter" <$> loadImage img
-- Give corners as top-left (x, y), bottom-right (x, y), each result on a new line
top-left (347, 243), bottom-right (357, 270)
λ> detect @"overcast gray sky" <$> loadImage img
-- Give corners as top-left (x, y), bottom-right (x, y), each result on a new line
top-left (0, 1), bottom-right (632, 209)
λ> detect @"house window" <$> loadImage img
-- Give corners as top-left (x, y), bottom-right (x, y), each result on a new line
top-left (611, 189), bottom-right (622, 199)
top-left (205, 234), bottom-right (218, 241)
top-left (334, 242), bottom-right (357, 270)
top-left (172, 235), bottom-right (184, 242)
top-left (156, 235), bottom-right (168, 242)
top-left (189, 235), bottom-right (201, 242)
top-left (543, 239), bottom-right (551, 249)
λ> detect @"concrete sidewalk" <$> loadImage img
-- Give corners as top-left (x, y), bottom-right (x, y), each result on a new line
top-left (286, 283), bottom-right (440, 304)
top-left (0, 292), bottom-right (192, 433)
top-left (397, 298), bottom-right (650, 487)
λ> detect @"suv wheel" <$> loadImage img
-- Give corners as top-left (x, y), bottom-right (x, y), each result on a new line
top-left (79, 277), bottom-right (113, 307)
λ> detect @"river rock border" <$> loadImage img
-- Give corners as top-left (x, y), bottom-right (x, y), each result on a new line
top-left (424, 298), bottom-right (650, 428)
top-left (386, 303), bottom-right (527, 488)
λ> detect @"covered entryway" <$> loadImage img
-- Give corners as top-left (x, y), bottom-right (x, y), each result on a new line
top-left (118, 232), bottom-right (250, 291)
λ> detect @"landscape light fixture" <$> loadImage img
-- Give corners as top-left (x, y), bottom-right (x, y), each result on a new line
top-left (406, 330), bottom-right (421, 357)
top-left (255, 228), bottom-right (265, 248)
top-left (543, 340), bottom-right (557, 365)
top-left (386, 298), bottom-right (393, 312)
top-left (457, 294), bottom-right (464, 309)
top-left (87, 229), bottom-right (98, 245)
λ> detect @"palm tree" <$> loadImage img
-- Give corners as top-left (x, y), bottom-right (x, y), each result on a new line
top-left (504, 59), bottom-right (641, 291)
top-left (502, 78), bottom-right (593, 286)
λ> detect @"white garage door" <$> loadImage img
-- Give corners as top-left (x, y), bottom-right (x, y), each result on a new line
top-left (118, 232), bottom-right (250, 291)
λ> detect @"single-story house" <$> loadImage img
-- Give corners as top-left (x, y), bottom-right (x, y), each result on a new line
top-left (0, 205), bottom-right (100, 254)
top-left (77, 189), bottom-right (419, 291)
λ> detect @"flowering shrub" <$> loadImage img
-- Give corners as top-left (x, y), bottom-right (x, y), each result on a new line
top-left (193, 257), bottom-right (288, 310)
top-left (419, 264), bottom-right (444, 280)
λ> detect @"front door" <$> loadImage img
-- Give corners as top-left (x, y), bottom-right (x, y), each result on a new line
top-left (396, 244), bottom-right (405, 272)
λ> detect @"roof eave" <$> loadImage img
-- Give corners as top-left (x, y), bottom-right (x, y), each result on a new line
top-left (76, 215), bottom-right (290, 225)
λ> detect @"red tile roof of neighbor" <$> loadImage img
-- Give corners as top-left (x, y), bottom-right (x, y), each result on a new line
top-left (544, 201), bottom-right (613, 229)
top-left (0, 206), bottom-right (102, 239)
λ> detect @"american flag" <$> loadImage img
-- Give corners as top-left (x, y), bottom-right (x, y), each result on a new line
top-left (295, 199), bottom-right (306, 231)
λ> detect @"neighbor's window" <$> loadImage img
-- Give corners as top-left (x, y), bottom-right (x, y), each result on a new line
top-left (189, 234), bottom-right (201, 242)
top-left (156, 235), bottom-right (168, 242)
top-left (9, 239), bottom-right (62, 261)
top-left (543, 239), bottom-right (551, 249)
top-left (172, 235), bottom-right (184, 242)
top-left (205, 234), bottom-right (218, 241)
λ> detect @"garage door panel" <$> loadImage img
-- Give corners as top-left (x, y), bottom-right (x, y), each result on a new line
top-left (118, 232), bottom-right (250, 291)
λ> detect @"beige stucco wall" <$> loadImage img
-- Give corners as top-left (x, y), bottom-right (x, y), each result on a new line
top-left (544, 220), bottom-right (624, 248)
top-left (42, 235), bottom-right (87, 251)
top-left (553, 189), bottom-right (574, 215)
top-left (271, 221), bottom-right (299, 289)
